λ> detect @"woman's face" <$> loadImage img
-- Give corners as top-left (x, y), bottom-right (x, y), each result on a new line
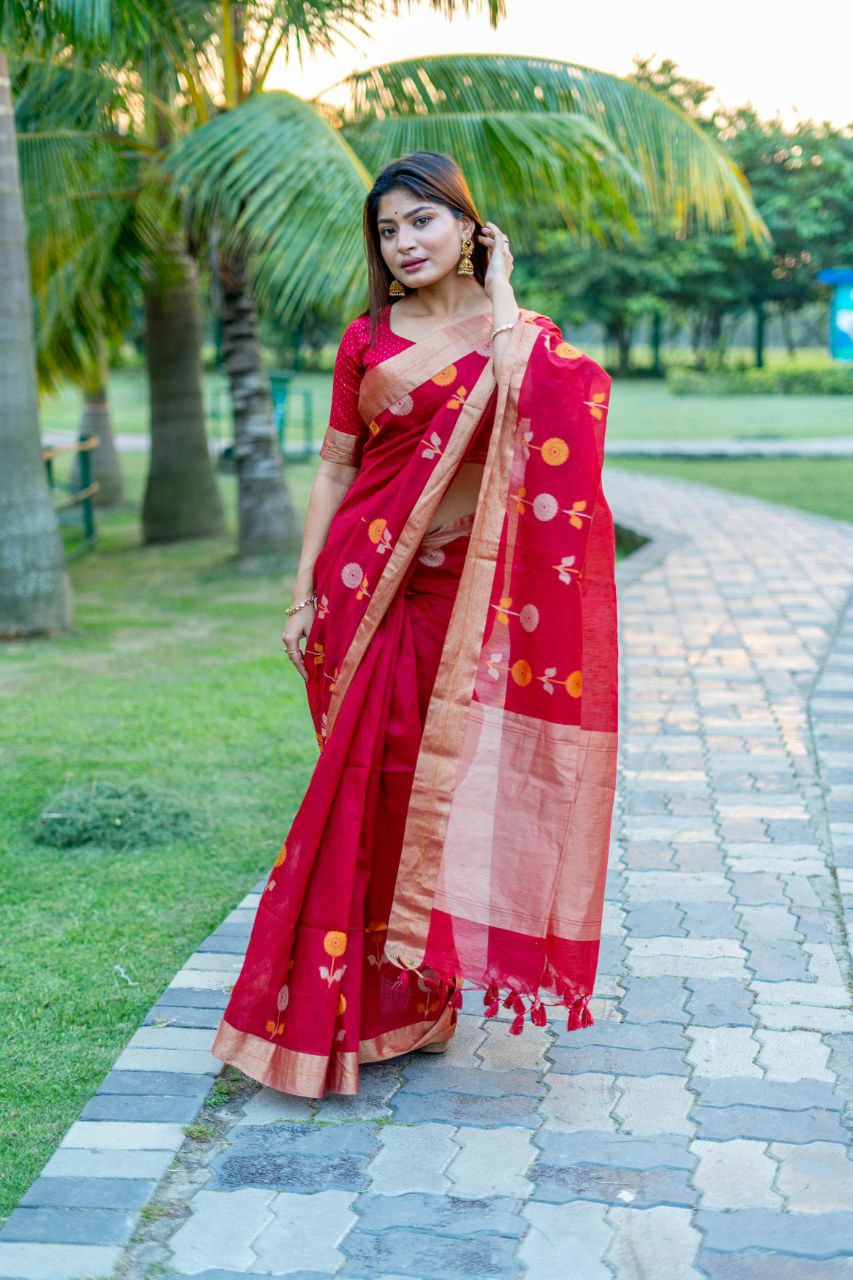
top-left (376, 187), bottom-right (474, 288)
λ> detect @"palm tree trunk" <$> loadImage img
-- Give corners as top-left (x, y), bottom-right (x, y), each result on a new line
top-left (141, 247), bottom-right (227, 542)
top-left (0, 51), bottom-right (71, 638)
top-left (216, 249), bottom-right (301, 558)
top-left (72, 342), bottom-right (125, 507)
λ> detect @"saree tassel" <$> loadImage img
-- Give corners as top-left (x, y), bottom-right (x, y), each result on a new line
top-left (509, 1010), bottom-right (525, 1035)
top-left (566, 994), bottom-right (594, 1031)
top-left (502, 992), bottom-right (517, 1009)
top-left (393, 967), bottom-right (414, 992)
top-left (483, 982), bottom-right (499, 1008)
top-left (531, 998), bottom-right (548, 1028)
top-left (484, 995), bottom-right (501, 1019)
top-left (449, 985), bottom-right (464, 1009)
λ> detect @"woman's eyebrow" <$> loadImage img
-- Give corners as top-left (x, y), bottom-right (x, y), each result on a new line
top-left (377, 205), bottom-right (435, 226)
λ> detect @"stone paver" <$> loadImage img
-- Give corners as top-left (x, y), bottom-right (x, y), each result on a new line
top-left (3, 470), bottom-right (853, 1279)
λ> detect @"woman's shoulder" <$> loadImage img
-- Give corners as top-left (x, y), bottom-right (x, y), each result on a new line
top-left (339, 306), bottom-right (387, 358)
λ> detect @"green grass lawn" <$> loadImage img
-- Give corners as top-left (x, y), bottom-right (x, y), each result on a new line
top-left (2, 424), bottom-right (851, 1223)
top-left (39, 363), bottom-right (853, 444)
top-left (606, 455), bottom-right (853, 523)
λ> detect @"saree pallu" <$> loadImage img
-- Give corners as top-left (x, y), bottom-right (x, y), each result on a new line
top-left (212, 307), bottom-right (618, 1096)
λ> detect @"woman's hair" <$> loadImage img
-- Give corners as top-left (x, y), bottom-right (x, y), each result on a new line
top-left (362, 150), bottom-right (487, 345)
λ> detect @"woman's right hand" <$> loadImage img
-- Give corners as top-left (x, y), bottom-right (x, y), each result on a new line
top-left (282, 604), bottom-right (315, 682)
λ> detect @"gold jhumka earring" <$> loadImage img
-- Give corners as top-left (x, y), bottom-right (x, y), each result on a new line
top-left (388, 277), bottom-right (406, 296)
top-left (457, 236), bottom-right (474, 276)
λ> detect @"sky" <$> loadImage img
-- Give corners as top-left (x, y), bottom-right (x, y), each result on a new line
top-left (267, 0), bottom-right (850, 130)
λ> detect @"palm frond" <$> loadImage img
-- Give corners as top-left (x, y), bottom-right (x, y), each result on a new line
top-left (164, 90), bottom-right (373, 320)
top-left (323, 53), bottom-right (772, 251)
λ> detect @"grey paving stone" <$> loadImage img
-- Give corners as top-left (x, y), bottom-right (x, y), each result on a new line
top-left (678, 903), bottom-right (742, 938)
top-left (536, 1129), bottom-right (694, 1171)
top-left (0, 1206), bottom-right (136, 1246)
top-left (80, 1093), bottom-right (202, 1123)
top-left (398, 1060), bottom-right (545, 1098)
top-left (696, 1209), bottom-right (853, 1257)
top-left (390, 1089), bottom-right (541, 1128)
top-left (339, 1227), bottom-right (520, 1279)
top-left (691, 1077), bottom-right (843, 1111)
top-left (161, 1274), bottom-right (331, 1280)
top-left (156, 988), bottom-right (230, 1010)
top-left (529, 1160), bottom-right (698, 1208)
top-left (728, 873), bottom-right (792, 907)
top-left (95, 1068), bottom-right (212, 1097)
top-left (143, 1005), bottom-right (224, 1029)
top-left (19, 1176), bottom-right (155, 1210)
top-left (623, 904), bottom-right (686, 937)
top-left (692, 1104), bottom-right (848, 1144)
top-left (354, 1193), bottom-right (525, 1237)
top-left (697, 1254), bottom-right (853, 1279)
top-left (620, 977), bottom-right (690, 1024)
top-left (196, 935), bottom-right (247, 954)
top-left (685, 978), bottom-right (756, 1027)
top-left (548, 1045), bottom-right (688, 1077)
top-left (208, 1122), bottom-right (378, 1193)
top-left (550, 1021), bottom-right (686, 1051)
top-left (744, 940), bottom-right (811, 981)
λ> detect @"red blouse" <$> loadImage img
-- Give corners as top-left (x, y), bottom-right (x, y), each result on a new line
top-left (318, 303), bottom-right (493, 469)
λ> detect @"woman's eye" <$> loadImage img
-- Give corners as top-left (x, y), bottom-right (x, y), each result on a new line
top-left (415, 216), bottom-right (430, 226)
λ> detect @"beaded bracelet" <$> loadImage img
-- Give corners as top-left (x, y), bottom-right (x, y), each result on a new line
top-left (491, 313), bottom-right (519, 340)
top-left (285, 592), bottom-right (316, 616)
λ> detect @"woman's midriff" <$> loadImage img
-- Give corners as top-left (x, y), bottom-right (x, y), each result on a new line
top-left (427, 461), bottom-right (485, 534)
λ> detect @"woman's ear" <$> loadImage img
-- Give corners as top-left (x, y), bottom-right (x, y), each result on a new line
top-left (460, 214), bottom-right (476, 242)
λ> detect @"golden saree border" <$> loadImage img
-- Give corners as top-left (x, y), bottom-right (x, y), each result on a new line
top-left (319, 426), bottom-right (363, 466)
top-left (325, 353), bottom-right (499, 738)
top-left (384, 312), bottom-right (541, 967)
top-left (358, 313), bottom-right (493, 425)
top-left (211, 1009), bottom-right (455, 1098)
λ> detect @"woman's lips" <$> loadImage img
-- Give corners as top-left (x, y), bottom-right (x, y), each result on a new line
top-left (401, 259), bottom-right (427, 272)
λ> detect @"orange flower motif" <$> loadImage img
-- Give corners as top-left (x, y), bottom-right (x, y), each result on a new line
top-left (495, 596), bottom-right (513, 625)
top-left (324, 931), bottom-right (347, 958)
top-left (365, 920), bottom-right (387, 935)
top-left (541, 438), bottom-right (570, 466)
top-left (337, 992), bottom-right (347, 1017)
top-left (447, 385), bottom-right (468, 411)
top-left (554, 341), bottom-right (582, 360)
top-left (511, 659), bottom-right (534, 687)
top-left (566, 670), bottom-right (582, 697)
top-left (368, 518), bottom-right (388, 543)
top-left (274, 843), bottom-right (287, 868)
top-left (432, 364), bottom-right (457, 385)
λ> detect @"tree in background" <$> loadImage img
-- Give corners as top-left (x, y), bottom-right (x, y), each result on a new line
top-left (0, 15), bottom-right (70, 637)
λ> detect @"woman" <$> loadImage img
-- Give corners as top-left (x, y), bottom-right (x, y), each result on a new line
top-left (211, 150), bottom-right (618, 1098)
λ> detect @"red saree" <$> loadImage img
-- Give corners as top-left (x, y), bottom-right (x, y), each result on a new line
top-left (212, 304), bottom-right (618, 1097)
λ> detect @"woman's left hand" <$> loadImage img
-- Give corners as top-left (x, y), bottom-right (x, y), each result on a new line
top-left (478, 221), bottom-right (514, 299)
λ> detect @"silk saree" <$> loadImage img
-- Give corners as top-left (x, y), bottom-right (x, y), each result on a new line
top-left (211, 306), bottom-right (618, 1097)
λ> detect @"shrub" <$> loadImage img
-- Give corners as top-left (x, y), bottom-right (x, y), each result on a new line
top-left (34, 779), bottom-right (203, 850)
top-left (666, 366), bottom-right (853, 395)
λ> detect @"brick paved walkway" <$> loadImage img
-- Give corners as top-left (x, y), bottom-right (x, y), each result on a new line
top-left (2, 471), bottom-right (852, 1279)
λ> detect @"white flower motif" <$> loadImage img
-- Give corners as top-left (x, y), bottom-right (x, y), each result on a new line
top-left (421, 430), bottom-right (443, 460)
top-left (533, 492), bottom-right (559, 521)
top-left (521, 429), bottom-right (534, 461)
top-left (276, 984), bottom-right (289, 1012)
top-left (389, 393), bottom-right (414, 416)
top-left (558, 554), bottom-right (578, 585)
top-left (542, 665), bottom-right (558, 695)
top-left (519, 603), bottom-right (540, 632)
top-left (418, 547), bottom-right (446, 567)
top-left (341, 561), bottom-right (363, 588)
top-left (485, 650), bottom-right (505, 680)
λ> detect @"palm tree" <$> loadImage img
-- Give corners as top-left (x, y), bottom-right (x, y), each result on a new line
top-left (0, 44), bottom-right (70, 636)
top-left (17, 52), bottom-right (227, 539)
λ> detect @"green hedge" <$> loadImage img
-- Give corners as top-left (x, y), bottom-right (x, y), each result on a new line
top-left (666, 366), bottom-right (853, 395)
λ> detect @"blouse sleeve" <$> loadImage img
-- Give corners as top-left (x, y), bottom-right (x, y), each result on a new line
top-left (318, 315), bottom-right (371, 467)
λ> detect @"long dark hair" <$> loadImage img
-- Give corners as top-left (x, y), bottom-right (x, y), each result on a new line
top-left (362, 150), bottom-right (488, 346)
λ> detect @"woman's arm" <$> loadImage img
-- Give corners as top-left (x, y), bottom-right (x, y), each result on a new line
top-left (282, 457), bottom-right (356, 682)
